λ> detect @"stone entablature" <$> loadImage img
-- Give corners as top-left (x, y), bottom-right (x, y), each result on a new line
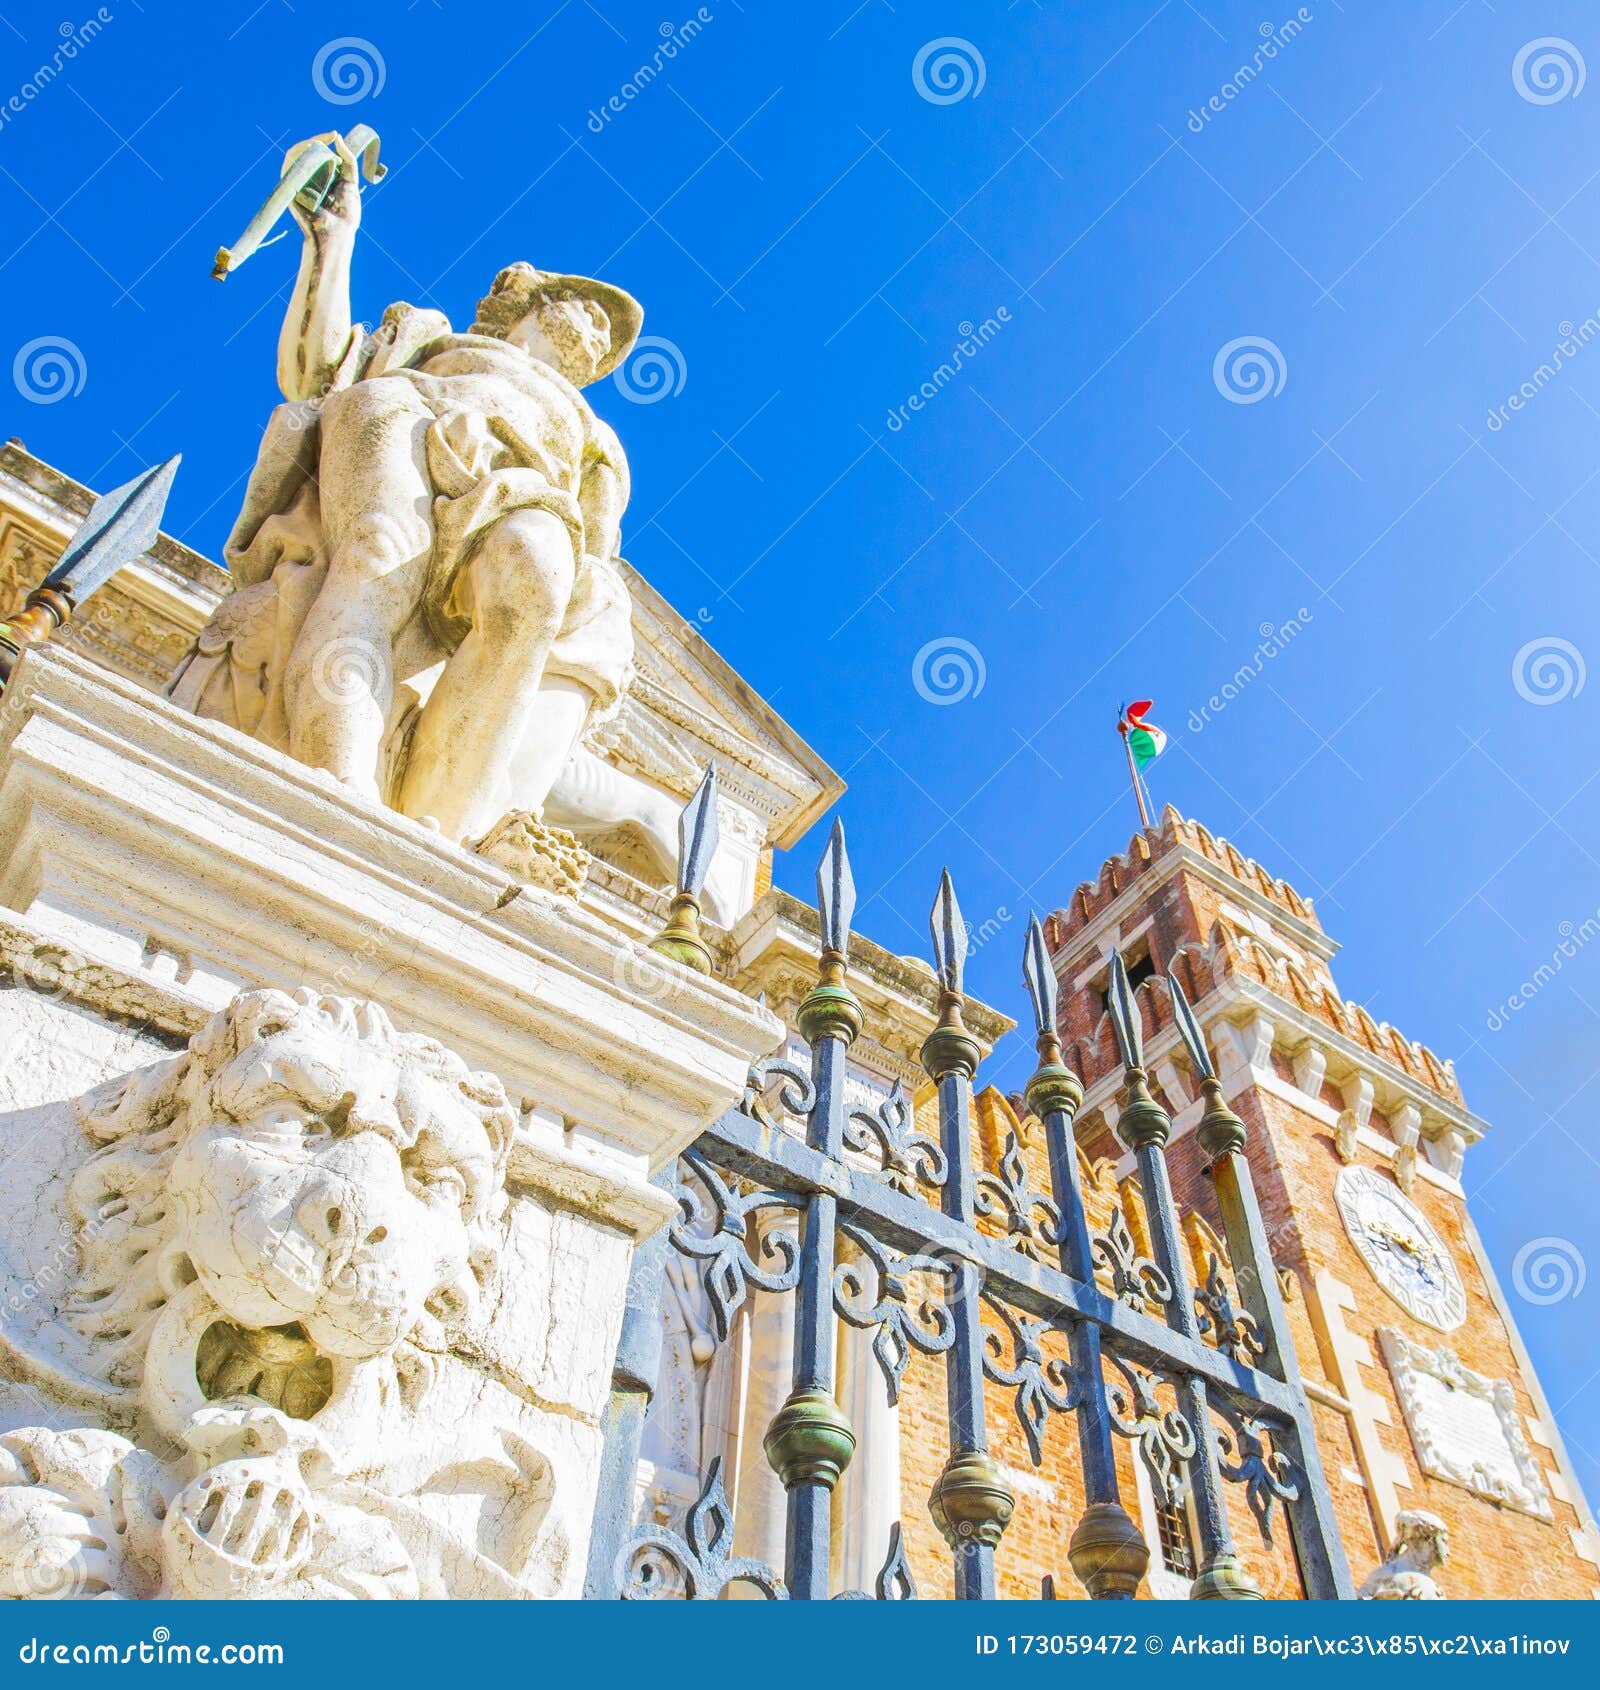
top-left (0, 444), bottom-right (842, 935)
top-left (1070, 970), bottom-right (1485, 1191)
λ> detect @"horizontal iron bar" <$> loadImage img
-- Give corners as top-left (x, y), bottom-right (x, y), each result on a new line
top-left (700, 1107), bottom-right (1299, 1420)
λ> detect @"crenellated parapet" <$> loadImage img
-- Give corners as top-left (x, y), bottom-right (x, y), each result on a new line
top-left (1047, 812), bottom-right (1486, 1189)
top-left (1043, 806), bottom-right (1321, 953)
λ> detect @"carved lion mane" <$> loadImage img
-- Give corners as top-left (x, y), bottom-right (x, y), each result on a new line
top-left (66, 989), bottom-right (515, 1393)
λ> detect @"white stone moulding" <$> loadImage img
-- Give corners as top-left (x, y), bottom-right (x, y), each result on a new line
top-left (0, 646), bottom-right (781, 1174)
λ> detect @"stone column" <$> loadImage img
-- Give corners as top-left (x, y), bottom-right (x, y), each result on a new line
top-left (727, 1206), bottom-right (796, 1591)
top-left (832, 1310), bottom-right (902, 1593)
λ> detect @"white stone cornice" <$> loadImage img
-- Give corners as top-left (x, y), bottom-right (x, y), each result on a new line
top-left (0, 646), bottom-right (781, 1179)
top-left (1074, 976), bottom-right (1489, 1174)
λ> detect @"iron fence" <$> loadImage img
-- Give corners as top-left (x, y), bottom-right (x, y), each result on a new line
top-left (584, 809), bottom-right (1352, 1602)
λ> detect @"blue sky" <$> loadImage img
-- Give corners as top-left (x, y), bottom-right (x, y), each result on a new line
top-left (7, 2), bottom-right (1600, 1504)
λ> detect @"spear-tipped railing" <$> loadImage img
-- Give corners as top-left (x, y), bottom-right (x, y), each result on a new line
top-left (0, 456), bottom-right (180, 691)
top-left (648, 764), bottom-right (720, 972)
top-left (1021, 916), bottom-right (1147, 1599)
top-left (1166, 966), bottom-right (1353, 1599)
top-left (1103, 951), bottom-right (1258, 1600)
top-left (921, 871), bottom-right (1013, 1599)
top-left (762, 817), bottom-right (861, 1598)
top-left (598, 841), bottom-right (1353, 1603)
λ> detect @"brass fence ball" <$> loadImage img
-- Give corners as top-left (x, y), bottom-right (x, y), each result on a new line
top-left (927, 1449), bottom-right (1015, 1552)
top-left (1067, 1501), bottom-right (1150, 1599)
top-left (762, 1389), bottom-right (855, 1491)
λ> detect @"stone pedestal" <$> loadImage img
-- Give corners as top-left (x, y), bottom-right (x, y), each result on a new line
top-left (0, 648), bottom-right (781, 1599)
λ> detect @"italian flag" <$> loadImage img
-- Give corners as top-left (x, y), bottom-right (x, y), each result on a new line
top-left (1121, 700), bottom-right (1166, 769)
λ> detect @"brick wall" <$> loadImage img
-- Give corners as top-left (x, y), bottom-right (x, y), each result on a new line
top-left (887, 814), bottom-right (1597, 1601)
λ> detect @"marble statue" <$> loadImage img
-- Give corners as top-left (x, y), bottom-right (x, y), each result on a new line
top-left (170, 131), bottom-right (644, 848)
top-left (0, 988), bottom-right (575, 1598)
top-left (1356, 1510), bottom-right (1449, 1599)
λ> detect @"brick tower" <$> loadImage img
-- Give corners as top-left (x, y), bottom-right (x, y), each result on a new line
top-left (1040, 807), bottom-right (1599, 1598)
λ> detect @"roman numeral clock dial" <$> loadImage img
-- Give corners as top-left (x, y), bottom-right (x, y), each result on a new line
top-left (1335, 1164), bottom-right (1466, 1332)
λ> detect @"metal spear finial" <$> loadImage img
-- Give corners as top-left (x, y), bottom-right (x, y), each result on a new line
top-left (920, 868), bottom-right (979, 1082)
top-left (1021, 914), bottom-right (1058, 1041)
top-left (1166, 967), bottom-right (1247, 1159)
top-left (1105, 950), bottom-right (1145, 1072)
top-left (816, 815), bottom-right (855, 958)
top-left (0, 455), bottom-right (180, 691)
top-left (1165, 966), bottom-right (1215, 1080)
top-left (797, 816), bottom-right (863, 1047)
top-left (929, 869), bottom-right (967, 998)
top-left (648, 764), bottom-right (719, 973)
top-left (1021, 914), bottom-right (1081, 1121)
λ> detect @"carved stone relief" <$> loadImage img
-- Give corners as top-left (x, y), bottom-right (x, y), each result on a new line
top-left (1379, 1328), bottom-right (1550, 1519)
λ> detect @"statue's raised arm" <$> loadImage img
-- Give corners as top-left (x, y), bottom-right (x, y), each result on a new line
top-left (275, 132), bottom-right (363, 402)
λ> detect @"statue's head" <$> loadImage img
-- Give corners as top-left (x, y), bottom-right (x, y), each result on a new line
top-left (70, 990), bottom-right (515, 1384)
top-left (472, 261), bottom-right (643, 386)
top-left (1393, 1509), bottom-right (1449, 1573)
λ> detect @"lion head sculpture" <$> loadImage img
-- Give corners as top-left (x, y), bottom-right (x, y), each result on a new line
top-left (67, 989), bottom-right (515, 1403)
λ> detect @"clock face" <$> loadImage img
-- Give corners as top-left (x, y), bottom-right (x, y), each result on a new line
top-left (1335, 1165), bottom-right (1466, 1332)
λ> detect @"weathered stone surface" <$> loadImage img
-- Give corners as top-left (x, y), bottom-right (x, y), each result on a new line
top-left (0, 650), bottom-right (782, 1598)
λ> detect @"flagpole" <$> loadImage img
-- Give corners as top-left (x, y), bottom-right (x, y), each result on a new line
top-left (1118, 713), bottom-right (1152, 829)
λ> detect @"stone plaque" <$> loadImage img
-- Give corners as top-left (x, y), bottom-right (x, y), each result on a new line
top-left (1379, 1328), bottom-right (1551, 1519)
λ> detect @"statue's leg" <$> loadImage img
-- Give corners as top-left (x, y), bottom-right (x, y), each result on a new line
top-left (283, 382), bottom-right (434, 797)
top-left (398, 509), bottom-right (583, 841)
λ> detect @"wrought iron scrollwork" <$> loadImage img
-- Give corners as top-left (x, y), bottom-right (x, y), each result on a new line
top-left (1105, 1351), bottom-right (1196, 1503)
top-left (1212, 1394), bottom-right (1302, 1546)
top-left (833, 1523), bottom-right (918, 1600)
top-left (834, 1222), bottom-right (956, 1403)
top-left (1194, 1252), bottom-right (1267, 1364)
top-left (1092, 1204), bottom-right (1173, 1312)
top-left (842, 1079), bottom-right (946, 1194)
top-left (617, 1458), bottom-right (788, 1600)
top-left (740, 1051), bottom-right (817, 1128)
top-left (672, 1149), bottom-right (801, 1342)
top-left (979, 1291), bottom-right (1081, 1466)
top-left (974, 1130), bottom-right (1062, 1261)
